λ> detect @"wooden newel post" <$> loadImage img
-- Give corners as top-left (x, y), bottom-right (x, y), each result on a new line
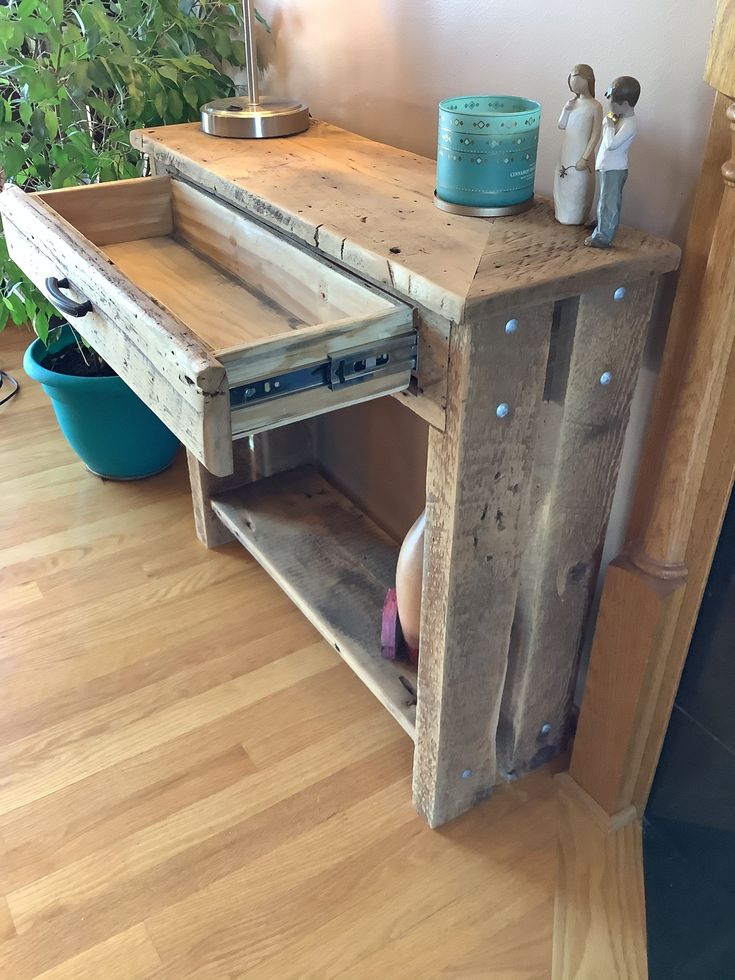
top-left (570, 48), bottom-right (735, 816)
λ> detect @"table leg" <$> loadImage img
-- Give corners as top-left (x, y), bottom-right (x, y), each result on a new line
top-left (186, 422), bottom-right (317, 548)
top-left (413, 302), bottom-right (553, 826)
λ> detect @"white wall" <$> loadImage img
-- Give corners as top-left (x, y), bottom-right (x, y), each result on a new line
top-left (256, 0), bottom-right (718, 657)
top-left (260, 0), bottom-right (717, 244)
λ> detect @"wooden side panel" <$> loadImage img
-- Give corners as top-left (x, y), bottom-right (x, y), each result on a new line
top-left (413, 302), bottom-right (553, 827)
top-left (36, 176), bottom-right (173, 246)
top-left (570, 558), bottom-right (685, 814)
top-left (0, 185), bottom-right (233, 476)
top-left (170, 179), bottom-right (397, 323)
top-left (553, 775), bottom-right (648, 980)
top-left (218, 308), bottom-right (415, 380)
top-left (500, 280), bottom-right (658, 776)
top-left (317, 397), bottom-right (428, 545)
top-left (705, 0), bottom-right (735, 98)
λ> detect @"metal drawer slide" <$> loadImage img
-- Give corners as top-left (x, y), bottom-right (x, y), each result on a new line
top-left (229, 331), bottom-right (418, 409)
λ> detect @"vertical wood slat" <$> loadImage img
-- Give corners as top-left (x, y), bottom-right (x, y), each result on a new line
top-left (187, 423), bottom-right (317, 548)
top-left (570, 98), bottom-right (735, 816)
top-left (413, 303), bottom-right (553, 828)
top-left (499, 280), bottom-right (659, 777)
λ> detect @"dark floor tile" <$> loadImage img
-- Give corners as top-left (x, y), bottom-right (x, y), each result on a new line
top-left (676, 494), bottom-right (735, 753)
top-left (647, 704), bottom-right (735, 834)
top-left (644, 818), bottom-right (735, 980)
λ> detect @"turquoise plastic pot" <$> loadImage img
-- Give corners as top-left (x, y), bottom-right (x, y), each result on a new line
top-left (24, 327), bottom-right (179, 479)
top-left (436, 95), bottom-right (541, 208)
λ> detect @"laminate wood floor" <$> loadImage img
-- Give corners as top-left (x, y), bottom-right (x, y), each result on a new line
top-left (0, 329), bottom-right (558, 979)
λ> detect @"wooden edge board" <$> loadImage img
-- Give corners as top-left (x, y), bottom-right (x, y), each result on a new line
top-left (553, 778), bottom-right (648, 980)
top-left (216, 306), bottom-right (416, 381)
top-left (230, 375), bottom-right (411, 438)
top-left (468, 256), bottom-right (679, 316)
top-left (209, 466), bottom-right (418, 738)
top-left (555, 773), bottom-right (637, 833)
top-left (35, 176), bottom-right (174, 246)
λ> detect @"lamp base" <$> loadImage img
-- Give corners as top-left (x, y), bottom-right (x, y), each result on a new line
top-left (200, 96), bottom-right (310, 139)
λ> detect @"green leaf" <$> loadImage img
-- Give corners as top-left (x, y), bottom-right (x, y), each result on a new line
top-left (229, 39), bottom-right (246, 66)
top-left (33, 308), bottom-right (49, 344)
top-left (87, 96), bottom-right (116, 119)
top-left (46, 0), bottom-right (64, 24)
top-left (154, 89), bottom-right (167, 119)
top-left (44, 109), bottom-right (58, 140)
top-left (19, 100), bottom-right (32, 127)
top-left (167, 89), bottom-right (183, 121)
top-left (24, 293), bottom-right (38, 322)
top-left (2, 143), bottom-right (26, 179)
top-left (157, 63), bottom-right (179, 83)
top-left (29, 107), bottom-right (46, 141)
top-left (185, 54), bottom-right (216, 71)
top-left (182, 77), bottom-right (199, 110)
top-left (5, 292), bottom-right (27, 325)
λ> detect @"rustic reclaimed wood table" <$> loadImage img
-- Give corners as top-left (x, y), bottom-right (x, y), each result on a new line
top-left (0, 120), bottom-right (679, 826)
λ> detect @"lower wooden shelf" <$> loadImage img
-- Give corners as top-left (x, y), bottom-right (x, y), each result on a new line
top-left (211, 465), bottom-right (418, 738)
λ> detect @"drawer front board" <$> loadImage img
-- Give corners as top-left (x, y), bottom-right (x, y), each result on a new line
top-left (1, 180), bottom-right (234, 476)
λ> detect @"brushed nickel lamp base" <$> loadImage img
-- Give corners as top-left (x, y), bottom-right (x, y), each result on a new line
top-left (200, 0), bottom-right (308, 139)
top-left (201, 96), bottom-right (309, 139)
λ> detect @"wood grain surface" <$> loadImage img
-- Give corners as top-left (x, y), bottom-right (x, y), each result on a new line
top-left (133, 120), bottom-right (678, 430)
top-left (414, 303), bottom-right (553, 826)
top-left (131, 121), bottom-right (679, 325)
top-left (500, 281), bottom-right (658, 776)
top-left (553, 775), bottom-right (647, 980)
top-left (211, 466), bottom-right (418, 737)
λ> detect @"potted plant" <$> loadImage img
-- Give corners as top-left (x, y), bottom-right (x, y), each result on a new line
top-left (0, 0), bottom-right (262, 478)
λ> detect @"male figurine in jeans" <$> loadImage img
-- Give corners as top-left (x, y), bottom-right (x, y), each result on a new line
top-left (585, 76), bottom-right (640, 248)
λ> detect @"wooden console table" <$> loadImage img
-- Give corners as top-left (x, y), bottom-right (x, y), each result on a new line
top-left (0, 121), bottom-right (679, 826)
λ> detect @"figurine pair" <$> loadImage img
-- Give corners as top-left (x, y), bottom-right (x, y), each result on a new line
top-left (553, 65), bottom-right (640, 247)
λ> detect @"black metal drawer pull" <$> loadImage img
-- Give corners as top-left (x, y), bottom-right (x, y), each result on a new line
top-left (45, 277), bottom-right (93, 318)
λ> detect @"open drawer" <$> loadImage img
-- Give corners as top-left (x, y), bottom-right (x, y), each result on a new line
top-left (0, 176), bottom-right (416, 476)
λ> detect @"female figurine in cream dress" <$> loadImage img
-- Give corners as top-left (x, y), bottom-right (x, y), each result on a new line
top-left (553, 64), bottom-right (602, 225)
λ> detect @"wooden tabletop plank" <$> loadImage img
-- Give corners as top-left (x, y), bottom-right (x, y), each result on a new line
top-left (131, 121), bottom-right (680, 323)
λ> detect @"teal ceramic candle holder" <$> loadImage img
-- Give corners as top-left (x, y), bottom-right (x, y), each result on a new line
top-left (436, 95), bottom-right (542, 216)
